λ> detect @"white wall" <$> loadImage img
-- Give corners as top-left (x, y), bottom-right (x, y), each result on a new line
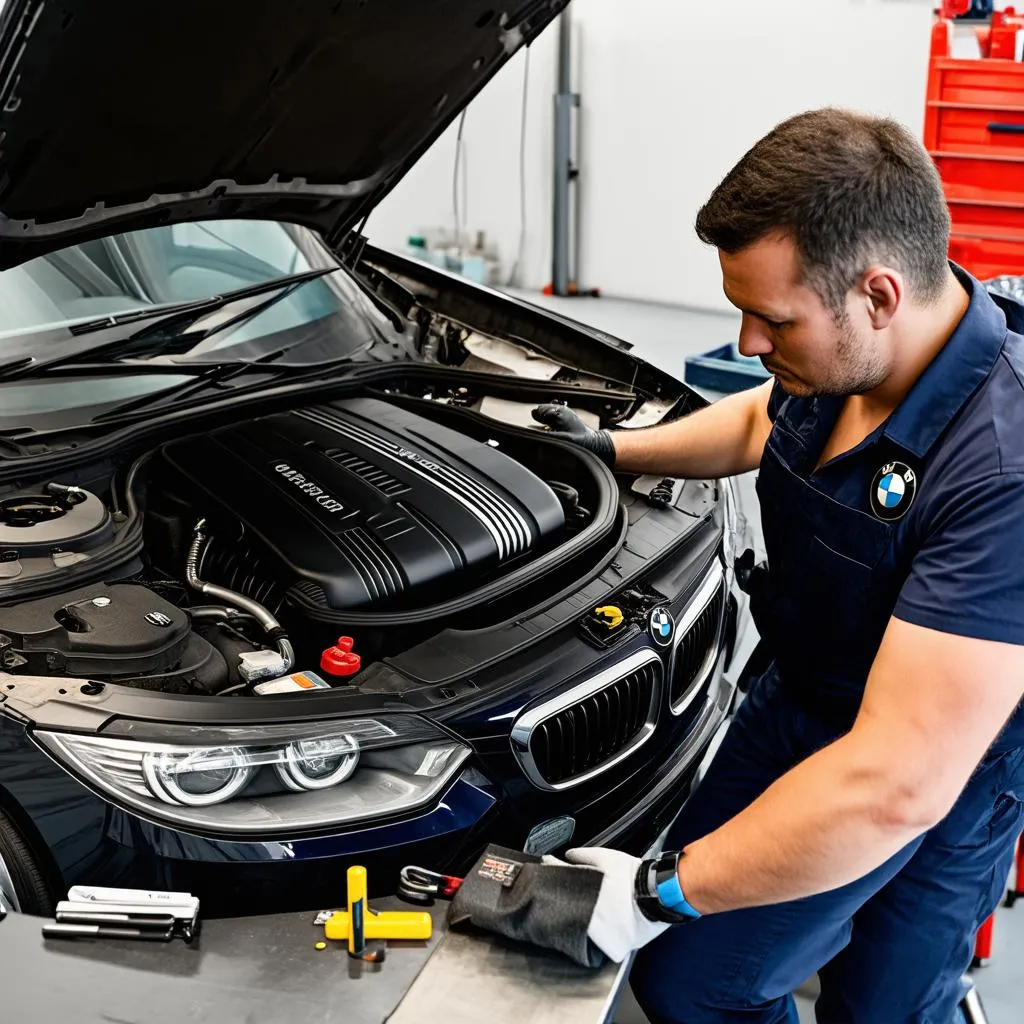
top-left (366, 0), bottom-right (937, 314)
top-left (364, 29), bottom-right (560, 293)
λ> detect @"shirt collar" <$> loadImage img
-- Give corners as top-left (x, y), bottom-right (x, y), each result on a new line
top-left (882, 264), bottom-right (1007, 459)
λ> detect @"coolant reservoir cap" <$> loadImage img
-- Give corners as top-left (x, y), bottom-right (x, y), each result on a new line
top-left (320, 636), bottom-right (361, 677)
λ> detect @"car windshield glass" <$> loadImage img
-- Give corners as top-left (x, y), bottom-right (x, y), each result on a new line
top-left (0, 219), bottom-right (388, 427)
top-left (0, 219), bottom-right (364, 351)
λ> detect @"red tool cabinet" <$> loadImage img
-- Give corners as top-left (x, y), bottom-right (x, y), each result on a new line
top-left (926, 8), bottom-right (1024, 277)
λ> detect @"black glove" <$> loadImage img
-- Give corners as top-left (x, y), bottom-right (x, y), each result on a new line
top-left (448, 845), bottom-right (606, 968)
top-left (531, 404), bottom-right (616, 468)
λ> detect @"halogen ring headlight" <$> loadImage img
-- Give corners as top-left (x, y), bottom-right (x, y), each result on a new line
top-left (33, 715), bottom-right (471, 834)
top-left (276, 736), bottom-right (359, 792)
top-left (143, 746), bottom-right (255, 807)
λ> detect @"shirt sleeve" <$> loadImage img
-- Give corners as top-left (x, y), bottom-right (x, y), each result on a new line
top-left (894, 472), bottom-right (1024, 646)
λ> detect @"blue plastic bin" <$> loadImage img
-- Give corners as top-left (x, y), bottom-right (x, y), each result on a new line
top-left (685, 343), bottom-right (770, 395)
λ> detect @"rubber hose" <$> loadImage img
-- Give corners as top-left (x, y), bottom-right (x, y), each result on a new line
top-left (185, 520), bottom-right (295, 672)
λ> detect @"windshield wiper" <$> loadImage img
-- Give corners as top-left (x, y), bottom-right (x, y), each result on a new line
top-left (88, 361), bottom-right (273, 422)
top-left (0, 267), bottom-right (337, 382)
top-left (71, 266), bottom-right (336, 337)
top-left (87, 352), bottom-right (357, 425)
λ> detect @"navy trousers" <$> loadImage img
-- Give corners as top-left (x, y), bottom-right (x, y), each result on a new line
top-left (630, 671), bottom-right (1024, 1024)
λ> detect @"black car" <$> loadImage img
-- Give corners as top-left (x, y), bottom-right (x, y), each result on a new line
top-left (0, 0), bottom-right (752, 917)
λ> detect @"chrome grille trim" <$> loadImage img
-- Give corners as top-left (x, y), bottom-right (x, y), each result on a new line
top-left (299, 408), bottom-right (533, 560)
top-left (511, 649), bottom-right (662, 792)
top-left (671, 560), bottom-right (726, 716)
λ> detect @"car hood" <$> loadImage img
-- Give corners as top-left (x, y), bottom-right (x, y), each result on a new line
top-left (0, 0), bottom-right (567, 270)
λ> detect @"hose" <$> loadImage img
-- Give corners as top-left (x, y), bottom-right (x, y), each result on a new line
top-left (185, 519), bottom-right (295, 673)
top-left (188, 605), bottom-right (258, 625)
top-left (124, 454), bottom-right (152, 524)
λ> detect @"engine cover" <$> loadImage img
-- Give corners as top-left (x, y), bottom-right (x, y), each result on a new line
top-left (160, 398), bottom-right (566, 611)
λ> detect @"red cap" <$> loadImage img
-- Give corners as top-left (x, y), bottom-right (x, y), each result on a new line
top-left (320, 636), bottom-right (361, 677)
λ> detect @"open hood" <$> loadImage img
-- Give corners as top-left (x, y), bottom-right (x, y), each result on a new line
top-left (0, 0), bottom-right (567, 269)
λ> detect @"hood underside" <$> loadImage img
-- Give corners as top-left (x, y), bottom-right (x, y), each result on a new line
top-left (0, 0), bottom-right (567, 269)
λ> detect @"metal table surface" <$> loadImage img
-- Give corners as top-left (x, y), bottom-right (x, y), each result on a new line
top-left (0, 898), bottom-right (627, 1024)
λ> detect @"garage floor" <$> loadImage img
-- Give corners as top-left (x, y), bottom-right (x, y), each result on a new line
top-left (504, 287), bottom-right (1024, 1023)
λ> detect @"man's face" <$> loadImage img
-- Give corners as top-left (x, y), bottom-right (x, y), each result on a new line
top-left (719, 234), bottom-right (889, 398)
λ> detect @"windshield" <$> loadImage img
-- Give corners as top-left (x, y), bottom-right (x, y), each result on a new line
top-left (0, 220), bottom-right (391, 433)
top-left (0, 219), bottom-right (359, 345)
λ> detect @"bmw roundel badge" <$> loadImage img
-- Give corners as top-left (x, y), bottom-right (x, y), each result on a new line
top-left (648, 607), bottom-right (674, 647)
top-left (870, 461), bottom-right (917, 522)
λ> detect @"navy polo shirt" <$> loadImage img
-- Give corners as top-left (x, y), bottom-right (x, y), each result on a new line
top-left (758, 265), bottom-right (1024, 750)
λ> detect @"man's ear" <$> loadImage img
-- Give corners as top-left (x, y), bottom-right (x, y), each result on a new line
top-left (859, 268), bottom-right (903, 330)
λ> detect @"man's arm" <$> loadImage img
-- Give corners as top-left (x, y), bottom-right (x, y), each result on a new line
top-left (675, 617), bottom-right (1024, 913)
top-left (612, 378), bottom-right (775, 478)
top-left (533, 378), bottom-right (775, 479)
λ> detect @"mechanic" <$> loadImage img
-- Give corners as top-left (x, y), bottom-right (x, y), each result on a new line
top-left (532, 108), bottom-right (1024, 1022)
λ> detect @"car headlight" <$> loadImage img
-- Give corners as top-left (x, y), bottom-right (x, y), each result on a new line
top-left (34, 716), bottom-right (470, 834)
top-left (721, 476), bottom-right (748, 570)
top-left (276, 736), bottom-right (360, 792)
top-left (144, 745), bottom-right (256, 806)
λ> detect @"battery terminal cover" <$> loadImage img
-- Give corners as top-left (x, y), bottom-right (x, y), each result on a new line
top-left (321, 636), bottom-right (361, 678)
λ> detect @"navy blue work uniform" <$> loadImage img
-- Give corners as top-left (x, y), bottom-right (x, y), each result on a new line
top-left (632, 266), bottom-right (1024, 1023)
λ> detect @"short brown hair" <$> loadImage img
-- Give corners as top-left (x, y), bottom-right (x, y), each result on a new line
top-left (695, 108), bottom-right (951, 312)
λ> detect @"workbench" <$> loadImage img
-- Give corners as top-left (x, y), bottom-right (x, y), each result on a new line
top-left (0, 898), bottom-right (629, 1024)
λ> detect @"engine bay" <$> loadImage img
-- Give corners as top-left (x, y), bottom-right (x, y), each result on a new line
top-left (0, 390), bottom-right (624, 696)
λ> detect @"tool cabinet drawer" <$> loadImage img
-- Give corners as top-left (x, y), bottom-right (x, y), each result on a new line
top-left (948, 196), bottom-right (1024, 237)
top-left (928, 59), bottom-right (1024, 110)
top-left (949, 233), bottom-right (1024, 278)
top-left (932, 152), bottom-right (1024, 206)
top-left (931, 105), bottom-right (1024, 157)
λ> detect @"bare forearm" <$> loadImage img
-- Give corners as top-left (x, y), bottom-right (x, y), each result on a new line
top-left (610, 380), bottom-right (773, 479)
top-left (677, 734), bottom-right (933, 915)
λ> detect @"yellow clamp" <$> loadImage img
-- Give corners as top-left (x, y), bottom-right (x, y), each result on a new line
top-left (323, 865), bottom-right (433, 944)
top-left (594, 605), bottom-right (624, 630)
top-left (324, 910), bottom-right (432, 942)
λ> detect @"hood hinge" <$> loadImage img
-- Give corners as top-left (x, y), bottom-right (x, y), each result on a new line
top-left (334, 229), bottom-right (369, 270)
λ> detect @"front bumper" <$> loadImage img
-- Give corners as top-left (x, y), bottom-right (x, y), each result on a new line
top-left (0, 644), bottom-right (732, 915)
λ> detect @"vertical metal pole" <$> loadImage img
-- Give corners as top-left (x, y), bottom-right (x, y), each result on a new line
top-left (570, 15), bottom-right (583, 292)
top-left (552, 8), bottom-right (574, 296)
top-left (961, 984), bottom-right (990, 1024)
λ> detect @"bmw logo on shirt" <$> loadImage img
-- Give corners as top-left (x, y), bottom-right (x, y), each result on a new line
top-left (870, 461), bottom-right (918, 522)
top-left (649, 607), bottom-right (674, 647)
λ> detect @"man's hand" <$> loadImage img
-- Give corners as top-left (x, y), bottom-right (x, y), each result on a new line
top-left (544, 848), bottom-right (670, 962)
top-left (674, 617), bottom-right (1024, 916)
top-left (531, 404), bottom-right (617, 467)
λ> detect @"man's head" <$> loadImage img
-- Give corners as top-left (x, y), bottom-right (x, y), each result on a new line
top-left (695, 108), bottom-right (953, 397)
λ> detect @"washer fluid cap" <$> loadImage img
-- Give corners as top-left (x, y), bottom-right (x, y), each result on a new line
top-left (320, 636), bottom-right (361, 677)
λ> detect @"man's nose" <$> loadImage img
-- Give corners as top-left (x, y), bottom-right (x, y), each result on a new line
top-left (737, 317), bottom-right (774, 358)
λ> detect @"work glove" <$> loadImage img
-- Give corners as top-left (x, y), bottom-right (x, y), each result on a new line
top-left (448, 844), bottom-right (693, 968)
top-left (448, 844), bottom-right (607, 967)
top-left (531, 403), bottom-right (617, 468)
top-left (555, 848), bottom-right (671, 963)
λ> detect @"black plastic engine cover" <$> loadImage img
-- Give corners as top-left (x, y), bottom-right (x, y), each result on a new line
top-left (161, 397), bottom-right (566, 611)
